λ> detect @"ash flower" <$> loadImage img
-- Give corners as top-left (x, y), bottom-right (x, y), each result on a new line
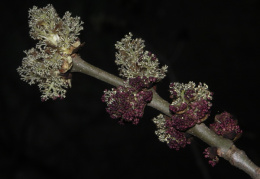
top-left (153, 114), bottom-right (191, 150)
top-left (169, 82), bottom-right (213, 131)
top-left (29, 4), bottom-right (83, 54)
top-left (17, 48), bottom-right (72, 101)
top-left (102, 80), bottom-right (153, 124)
top-left (128, 76), bottom-right (157, 91)
top-left (203, 147), bottom-right (219, 167)
top-left (18, 4), bottom-right (84, 101)
top-left (115, 33), bottom-right (168, 85)
top-left (210, 112), bottom-right (242, 141)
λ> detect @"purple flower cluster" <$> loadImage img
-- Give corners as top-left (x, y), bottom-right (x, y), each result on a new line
top-left (153, 114), bottom-right (191, 150)
top-left (210, 112), bottom-right (242, 141)
top-left (165, 119), bottom-right (191, 150)
top-left (203, 147), bottom-right (219, 167)
top-left (102, 76), bottom-right (153, 125)
top-left (203, 112), bottom-right (242, 167)
top-left (153, 81), bottom-right (212, 151)
top-left (128, 76), bottom-right (157, 90)
top-left (169, 82), bottom-right (213, 131)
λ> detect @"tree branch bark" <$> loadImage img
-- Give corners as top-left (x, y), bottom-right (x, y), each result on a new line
top-left (71, 55), bottom-right (260, 179)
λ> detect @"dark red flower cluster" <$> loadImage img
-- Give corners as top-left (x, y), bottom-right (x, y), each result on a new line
top-left (153, 114), bottom-right (191, 150)
top-left (102, 76), bottom-right (153, 125)
top-left (153, 82), bottom-right (212, 151)
top-left (203, 147), bottom-right (219, 167)
top-left (128, 76), bottom-right (157, 90)
top-left (203, 112), bottom-right (242, 167)
top-left (169, 82), bottom-right (213, 131)
top-left (165, 118), bottom-right (191, 150)
top-left (210, 112), bottom-right (242, 141)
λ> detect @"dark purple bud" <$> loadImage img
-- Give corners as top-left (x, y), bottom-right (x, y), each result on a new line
top-left (203, 147), bottom-right (219, 167)
top-left (210, 112), bottom-right (242, 141)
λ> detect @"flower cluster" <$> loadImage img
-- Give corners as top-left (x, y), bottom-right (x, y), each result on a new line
top-left (203, 147), bottom-right (219, 167)
top-left (203, 112), bottom-right (242, 167)
top-left (169, 82), bottom-right (213, 131)
top-left (153, 81), bottom-right (212, 150)
top-left (102, 34), bottom-right (168, 124)
top-left (28, 4), bottom-right (83, 54)
top-left (115, 33), bottom-right (168, 86)
top-left (17, 48), bottom-right (71, 101)
top-left (153, 114), bottom-right (191, 150)
top-left (102, 78), bottom-right (153, 124)
top-left (210, 112), bottom-right (242, 141)
top-left (17, 4), bottom-right (84, 100)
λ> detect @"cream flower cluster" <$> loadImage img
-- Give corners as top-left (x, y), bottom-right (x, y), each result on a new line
top-left (115, 33), bottom-right (168, 82)
top-left (17, 4), bottom-right (84, 101)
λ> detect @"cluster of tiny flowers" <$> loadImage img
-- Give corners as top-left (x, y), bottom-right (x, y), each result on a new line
top-left (153, 114), bottom-right (191, 150)
top-left (115, 32), bottom-right (168, 85)
top-left (28, 4), bottom-right (83, 54)
top-left (17, 48), bottom-right (71, 101)
top-left (152, 81), bottom-right (212, 150)
top-left (203, 147), bottom-right (219, 167)
top-left (102, 78), bottom-right (153, 124)
top-left (128, 76), bottom-right (157, 91)
top-left (17, 4), bottom-right (84, 101)
top-left (169, 81), bottom-right (213, 131)
top-left (210, 112), bottom-right (242, 141)
top-left (203, 112), bottom-right (242, 167)
top-left (102, 34), bottom-right (169, 124)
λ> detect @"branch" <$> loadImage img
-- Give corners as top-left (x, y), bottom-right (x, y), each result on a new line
top-left (71, 55), bottom-right (260, 179)
top-left (188, 124), bottom-right (260, 179)
top-left (71, 55), bottom-right (124, 87)
top-left (71, 55), bottom-right (172, 116)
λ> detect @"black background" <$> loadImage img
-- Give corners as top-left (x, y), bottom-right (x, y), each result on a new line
top-left (1, 0), bottom-right (260, 179)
